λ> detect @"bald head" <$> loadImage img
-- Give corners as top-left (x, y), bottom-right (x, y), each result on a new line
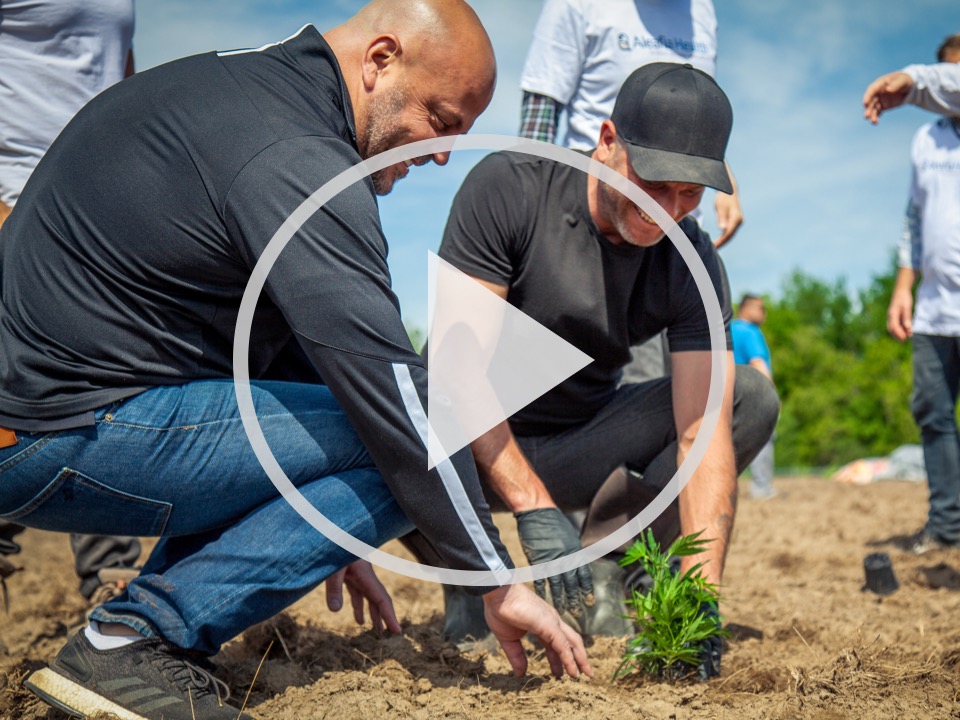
top-left (348, 0), bottom-right (488, 52)
top-left (326, 0), bottom-right (496, 188)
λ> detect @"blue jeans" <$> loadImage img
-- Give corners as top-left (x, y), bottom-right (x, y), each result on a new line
top-left (912, 334), bottom-right (960, 543)
top-left (0, 380), bottom-right (413, 654)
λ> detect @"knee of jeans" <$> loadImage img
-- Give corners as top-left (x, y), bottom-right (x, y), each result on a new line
top-left (735, 366), bottom-right (781, 435)
top-left (911, 390), bottom-right (955, 432)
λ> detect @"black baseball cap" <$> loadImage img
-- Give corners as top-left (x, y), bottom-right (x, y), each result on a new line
top-left (611, 63), bottom-right (733, 194)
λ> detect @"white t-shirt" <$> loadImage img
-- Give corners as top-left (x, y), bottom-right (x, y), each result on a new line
top-left (0, 0), bottom-right (134, 207)
top-left (520, 0), bottom-right (718, 151)
top-left (900, 117), bottom-right (960, 336)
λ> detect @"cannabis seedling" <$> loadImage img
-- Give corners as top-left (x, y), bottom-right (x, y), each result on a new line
top-left (614, 529), bottom-right (728, 680)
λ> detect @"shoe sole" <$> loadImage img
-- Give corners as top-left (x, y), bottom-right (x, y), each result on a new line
top-left (24, 668), bottom-right (145, 720)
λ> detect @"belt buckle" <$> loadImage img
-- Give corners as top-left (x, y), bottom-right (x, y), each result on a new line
top-left (0, 427), bottom-right (17, 449)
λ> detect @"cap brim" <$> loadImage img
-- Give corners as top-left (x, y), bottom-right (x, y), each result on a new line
top-left (624, 143), bottom-right (733, 194)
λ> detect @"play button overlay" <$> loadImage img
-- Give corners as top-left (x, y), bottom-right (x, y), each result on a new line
top-left (234, 133), bottom-right (727, 586)
top-left (426, 252), bottom-right (592, 468)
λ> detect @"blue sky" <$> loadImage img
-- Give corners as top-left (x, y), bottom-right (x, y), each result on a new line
top-left (133, 0), bottom-right (960, 329)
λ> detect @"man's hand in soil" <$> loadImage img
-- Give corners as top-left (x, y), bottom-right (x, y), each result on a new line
top-left (483, 583), bottom-right (593, 679)
top-left (325, 560), bottom-right (401, 635)
top-left (515, 508), bottom-right (594, 617)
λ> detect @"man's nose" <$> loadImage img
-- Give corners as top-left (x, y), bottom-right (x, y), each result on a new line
top-left (432, 151), bottom-right (451, 166)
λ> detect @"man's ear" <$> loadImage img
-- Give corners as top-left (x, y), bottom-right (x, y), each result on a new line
top-left (595, 120), bottom-right (619, 163)
top-left (361, 35), bottom-right (401, 91)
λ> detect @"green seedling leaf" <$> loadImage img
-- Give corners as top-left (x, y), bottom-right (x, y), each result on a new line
top-left (614, 530), bottom-right (727, 683)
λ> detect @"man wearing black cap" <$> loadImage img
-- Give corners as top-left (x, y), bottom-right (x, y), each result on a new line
top-left (423, 62), bottom-right (779, 679)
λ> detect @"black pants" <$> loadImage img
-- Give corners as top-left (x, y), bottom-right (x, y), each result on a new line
top-left (405, 365), bottom-right (779, 559)
top-left (0, 520), bottom-right (139, 598)
top-left (510, 367), bottom-right (778, 549)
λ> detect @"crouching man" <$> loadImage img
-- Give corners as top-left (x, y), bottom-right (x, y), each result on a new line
top-left (406, 63), bottom-right (779, 681)
top-left (0, 2), bottom-right (591, 718)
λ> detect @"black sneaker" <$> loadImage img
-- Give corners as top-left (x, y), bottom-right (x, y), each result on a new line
top-left (24, 630), bottom-right (252, 719)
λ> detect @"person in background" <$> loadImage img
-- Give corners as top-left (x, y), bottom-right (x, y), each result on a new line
top-left (518, 0), bottom-right (743, 384)
top-left (879, 34), bottom-right (960, 554)
top-left (0, 0), bottom-right (141, 606)
top-left (731, 295), bottom-right (778, 500)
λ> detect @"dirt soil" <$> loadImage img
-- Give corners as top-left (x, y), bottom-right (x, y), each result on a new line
top-left (2, 476), bottom-right (959, 719)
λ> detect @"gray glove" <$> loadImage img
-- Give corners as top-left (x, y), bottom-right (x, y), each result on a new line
top-left (515, 508), bottom-right (594, 616)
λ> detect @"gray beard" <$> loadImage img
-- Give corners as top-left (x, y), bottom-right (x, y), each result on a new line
top-left (358, 84), bottom-right (408, 195)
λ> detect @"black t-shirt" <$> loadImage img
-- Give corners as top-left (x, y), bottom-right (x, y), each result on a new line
top-left (0, 27), bottom-right (511, 580)
top-left (439, 151), bottom-right (732, 435)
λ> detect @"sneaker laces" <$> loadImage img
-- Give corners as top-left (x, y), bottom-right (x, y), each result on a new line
top-left (150, 644), bottom-right (232, 706)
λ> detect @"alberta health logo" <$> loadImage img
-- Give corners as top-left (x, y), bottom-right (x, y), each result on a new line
top-left (232, 134), bottom-right (728, 588)
top-left (617, 32), bottom-right (710, 56)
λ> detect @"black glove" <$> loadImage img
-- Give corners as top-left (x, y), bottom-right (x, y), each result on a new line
top-left (515, 508), bottom-right (594, 616)
top-left (696, 601), bottom-right (723, 681)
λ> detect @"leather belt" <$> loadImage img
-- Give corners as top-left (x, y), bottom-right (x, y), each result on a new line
top-left (0, 427), bottom-right (17, 450)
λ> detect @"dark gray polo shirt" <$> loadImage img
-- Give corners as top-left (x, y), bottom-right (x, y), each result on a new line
top-left (0, 26), bottom-right (511, 580)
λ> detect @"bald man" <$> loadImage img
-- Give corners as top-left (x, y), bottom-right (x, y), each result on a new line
top-left (4, 2), bottom-right (590, 718)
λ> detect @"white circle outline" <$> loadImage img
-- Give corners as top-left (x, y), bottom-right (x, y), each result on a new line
top-left (232, 134), bottom-right (727, 587)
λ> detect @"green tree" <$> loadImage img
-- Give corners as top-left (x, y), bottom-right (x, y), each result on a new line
top-left (760, 256), bottom-right (916, 470)
top-left (406, 325), bottom-right (426, 354)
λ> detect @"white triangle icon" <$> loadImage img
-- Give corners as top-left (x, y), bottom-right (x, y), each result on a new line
top-left (426, 252), bottom-right (592, 469)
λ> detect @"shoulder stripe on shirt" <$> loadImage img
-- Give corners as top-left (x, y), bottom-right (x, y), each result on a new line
top-left (392, 363), bottom-right (510, 577)
top-left (217, 24), bottom-right (312, 57)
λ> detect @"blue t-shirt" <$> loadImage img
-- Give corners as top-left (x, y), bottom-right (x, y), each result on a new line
top-left (731, 319), bottom-right (771, 372)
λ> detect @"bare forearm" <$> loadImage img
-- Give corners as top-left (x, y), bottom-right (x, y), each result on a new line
top-left (470, 421), bottom-right (554, 512)
top-left (894, 266), bottom-right (917, 295)
top-left (676, 420), bottom-right (737, 586)
top-left (670, 351), bottom-right (737, 587)
top-left (0, 199), bottom-right (11, 229)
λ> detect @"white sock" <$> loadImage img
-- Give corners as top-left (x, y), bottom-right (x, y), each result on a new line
top-left (84, 620), bottom-right (143, 650)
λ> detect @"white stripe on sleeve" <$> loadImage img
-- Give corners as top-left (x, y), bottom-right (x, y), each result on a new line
top-left (217, 25), bottom-right (312, 57)
top-left (392, 363), bottom-right (510, 577)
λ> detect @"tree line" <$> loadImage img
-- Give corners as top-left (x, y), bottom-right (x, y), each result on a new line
top-left (406, 256), bottom-right (919, 472)
top-left (761, 257), bottom-right (917, 471)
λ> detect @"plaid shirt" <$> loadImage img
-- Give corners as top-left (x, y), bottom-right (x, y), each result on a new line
top-left (519, 91), bottom-right (561, 143)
